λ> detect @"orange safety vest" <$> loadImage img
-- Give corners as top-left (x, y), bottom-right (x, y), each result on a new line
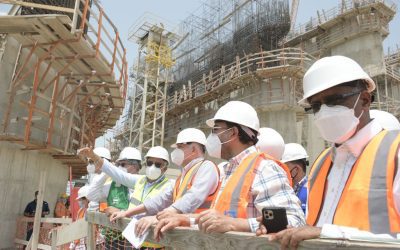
top-left (212, 152), bottom-right (292, 219)
top-left (99, 202), bottom-right (107, 212)
top-left (307, 130), bottom-right (400, 233)
top-left (173, 160), bottom-right (221, 213)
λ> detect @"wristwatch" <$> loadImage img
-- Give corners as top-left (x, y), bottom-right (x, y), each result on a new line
top-left (189, 217), bottom-right (196, 226)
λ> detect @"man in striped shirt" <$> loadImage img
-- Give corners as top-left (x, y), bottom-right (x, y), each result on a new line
top-left (154, 101), bottom-right (304, 239)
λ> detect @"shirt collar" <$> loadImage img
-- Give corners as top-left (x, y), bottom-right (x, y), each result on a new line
top-left (183, 157), bottom-right (204, 173)
top-left (228, 145), bottom-right (257, 167)
top-left (334, 118), bottom-right (383, 157)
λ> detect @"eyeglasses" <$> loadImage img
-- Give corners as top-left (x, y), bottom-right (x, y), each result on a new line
top-left (146, 161), bottom-right (163, 168)
top-left (305, 91), bottom-right (361, 114)
top-left (211, 126), bottom-right (232, 134)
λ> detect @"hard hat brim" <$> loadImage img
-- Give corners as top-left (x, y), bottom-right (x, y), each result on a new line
top-left (298, 77), bottom-right (376, 107)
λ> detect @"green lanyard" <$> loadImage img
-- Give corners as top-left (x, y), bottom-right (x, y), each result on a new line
top-left (140, 176), bottom-right (168, 202)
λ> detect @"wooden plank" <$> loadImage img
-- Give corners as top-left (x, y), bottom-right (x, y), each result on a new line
top-left (31, 171), bottom-right (47, 250)
top-left (86, 212), bottom-right (400, 250)
top-left (14, 239), bottom-right (51, 250)
top-left (0, 0), bottom-right (75, 13)
top-left (55, 218), bottom-right (88, 245)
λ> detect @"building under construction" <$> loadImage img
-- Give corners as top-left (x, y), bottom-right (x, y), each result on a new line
top-left (0, 0), bottom-right (399, 248)
top-left (0, 0), bottom-right (127, 246)
top-left (114, 0), bottom-right (399, 168)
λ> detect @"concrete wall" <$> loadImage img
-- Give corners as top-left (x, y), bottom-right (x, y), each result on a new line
top-left (0, 141), bottom-right (69, 249)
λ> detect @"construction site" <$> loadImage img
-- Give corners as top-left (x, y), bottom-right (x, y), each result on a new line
top-left (0, 0), bottom-right (399, 249)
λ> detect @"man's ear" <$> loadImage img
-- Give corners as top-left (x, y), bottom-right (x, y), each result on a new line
top-left (361, 91), bottom-right (371, 108)
top-left (231, 126), bottom-right (239, 139)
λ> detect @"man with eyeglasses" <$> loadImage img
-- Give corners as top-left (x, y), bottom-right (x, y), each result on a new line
top-left (109, 128), bottom-right (220, 239)
top-left (79, 146), bottom-right (173, 250)
top-left (264, 56), bottom-right (400, 249)
top-left (152, 101), bottom-right (304, 240)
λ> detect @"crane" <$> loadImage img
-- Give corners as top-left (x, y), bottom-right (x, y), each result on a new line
top-left (290, 0), bottom-right (300, 31)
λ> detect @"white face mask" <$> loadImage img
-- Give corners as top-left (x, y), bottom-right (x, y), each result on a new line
top-left (171, 148), bottom-right (185, 166)
top-left (314, 93), bottom-right (363, 144)
top-left (205, 128), bottom-right (234, 159)
top-left (86, 164), bottom-right (95, 174)
top-left (146, 165), bottom-right (162, 180)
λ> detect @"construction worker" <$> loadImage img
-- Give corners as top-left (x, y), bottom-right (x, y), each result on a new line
top-left (281, 143), bottom-right (309, 214)
top-left (86, 147), bottom-right (141, 215)
top-left (256, 127), bottom-right (285, 159)
top-left (370, 109), bottom-right (400, 130)
top-left (23, 191), bottom-right (50, 242)
top-left (109, 128), bottom-right (220, 237)
top-left (70, 186), bottom-right (89, 250)
top-left (265, 56), bottom-right (400, 249)
top-left (54, 193), bottom-right (70, 218)
top-left (153, 101), bottom-right (304, 239)
top-left (81, 146), bottom-right (173, 249)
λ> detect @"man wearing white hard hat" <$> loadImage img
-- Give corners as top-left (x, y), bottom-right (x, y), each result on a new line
top-left (110, 128), bottom-right (220, 237)
top-left (256, 127), bottom-right (285, 159)
top-left (79, 146), bottom-right (173, 249)
top-left (86, 147), bottom-right (141, 216)
top-left (269, 56), bottom-right (400, 248)
top-left (370, 109), bottom-right (400, 131)
top-left (281, 143), bottom-right (309, 214)
top-left (70, 186), bottom-right (89, 249)
top-left (153, 101), bottom-right (304, 238)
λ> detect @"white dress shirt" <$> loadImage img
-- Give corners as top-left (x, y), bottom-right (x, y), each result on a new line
top-left (143, 157), bottom-right (219, 215)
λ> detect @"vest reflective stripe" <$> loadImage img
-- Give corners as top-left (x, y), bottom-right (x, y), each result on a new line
top-left (307, 130), bottom-right (400, 234)
top-left (129, 175), bottom-right (170, 248)
top-left (212, 152), bottom-right (292, 218)
top-left (173, 160), bottom-right (220, 213)
top-left (173, 161), bottom-right (203, 201)
top-left (308, 148), bottom-right (331, 191)
top-left (129, 175), bottom-right (169, 209)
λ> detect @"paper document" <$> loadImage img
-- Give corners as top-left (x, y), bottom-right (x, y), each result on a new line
top-left (122, 217), bottom-right (149, 248)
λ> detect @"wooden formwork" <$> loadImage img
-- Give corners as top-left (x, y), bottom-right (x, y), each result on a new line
top-left (0, 0), bottom-right (128, 177)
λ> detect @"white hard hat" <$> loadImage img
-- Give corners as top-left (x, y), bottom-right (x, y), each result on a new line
top-left (370, 109), bottom-right (400, 131)
top-left (281, 143), bottom-right (309, 163)
top-left (117, 147), bottom-right (141, 162)
top-left (171, 128), bottom-right (207, 148)
top-left (93, 147), bottom-right (111, 161)
top-left (76, 185), bottom-right (89, 200)
top-left (206, 101), bottom-right (260, 133)
top-left (145, 146), bottom-right (170, 164)
top-left (299, 55), bottom-right (375, 106)
top-left (256, 127), bottom-right (285, 159)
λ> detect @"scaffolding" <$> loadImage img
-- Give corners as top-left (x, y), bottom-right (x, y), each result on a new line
top-left (113, 14), bottom-right (179, 153)
top-left (0, 0), bottom-right (128, 177)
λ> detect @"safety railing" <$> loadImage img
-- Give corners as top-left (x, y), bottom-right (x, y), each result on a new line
top-left (15, 216), bottom-right (73, 249)
top-left (285, 0), bottom-right (396, 41)
top-left (86, 211), bottom-right (400, 250)
top-left (166, 47), bottom-right (315, 114)
top-left (0, 0), bottom-right (128, 94)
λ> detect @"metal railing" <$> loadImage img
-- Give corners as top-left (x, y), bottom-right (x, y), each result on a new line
top-left (166, 47), bottom-right (315, 114)
top-left (285, 0), bottom-right (396, 41)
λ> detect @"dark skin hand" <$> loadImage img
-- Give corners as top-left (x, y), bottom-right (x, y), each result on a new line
top-left (269, 226), bottom-right (322, 250)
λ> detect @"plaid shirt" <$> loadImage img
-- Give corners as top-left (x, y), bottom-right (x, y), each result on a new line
top-left (214, 146), bottom-right (305, 232)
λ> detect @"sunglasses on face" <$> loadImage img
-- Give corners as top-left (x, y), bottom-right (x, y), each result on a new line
top-left (117, 160), bottom-right (140, 168)
top-left (305, 91), bottom-right (361, 114)
top-left (146, 161), bottom-right (163, 168)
